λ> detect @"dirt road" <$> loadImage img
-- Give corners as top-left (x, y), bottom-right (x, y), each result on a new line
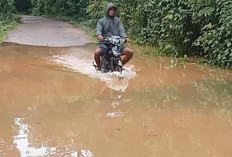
top-left (6, 15), bottom-right (92, 47)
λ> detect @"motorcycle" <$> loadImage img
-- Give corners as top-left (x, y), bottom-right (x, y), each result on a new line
top-left (94, 36), bottom-right (126, 74)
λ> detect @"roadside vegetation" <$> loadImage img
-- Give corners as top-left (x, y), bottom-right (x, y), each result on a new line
top-left (0, 0), bottom-right (21, 42)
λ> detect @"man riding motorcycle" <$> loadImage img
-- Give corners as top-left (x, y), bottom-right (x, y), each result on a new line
top-left (94, 3), bottom-right (134, 71)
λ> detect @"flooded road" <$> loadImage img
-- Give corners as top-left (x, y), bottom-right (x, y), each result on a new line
top-left (1, 16), bottom-right (232, 157)
top-left (0, 42), bottom-right (232, 157)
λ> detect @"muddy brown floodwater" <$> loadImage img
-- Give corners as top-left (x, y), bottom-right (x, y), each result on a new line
top-left (0, 42), bottom-right (232, 157)
top-left (1, 16), bottom-right (232, 157)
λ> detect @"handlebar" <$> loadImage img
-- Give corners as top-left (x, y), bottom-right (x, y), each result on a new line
top-left (99, 37), bottom-right (127, 43)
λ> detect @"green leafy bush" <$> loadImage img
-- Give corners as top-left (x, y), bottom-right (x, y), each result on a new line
top-left (0, 0), bottom-right (21, 42)
top-left (193, 0), bottom-right (232, 68)
top-left (0, 0), bottom-right (16, 14)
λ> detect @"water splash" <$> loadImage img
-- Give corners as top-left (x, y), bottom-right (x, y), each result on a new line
top-left (51, 54), bottom-right (136, 92)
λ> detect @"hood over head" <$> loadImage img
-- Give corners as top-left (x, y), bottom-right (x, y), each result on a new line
top-left (106, 3), bottom-right (117, 18)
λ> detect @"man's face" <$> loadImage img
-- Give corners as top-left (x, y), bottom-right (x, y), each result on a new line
top-left (109, 8), bottom-right (116, 17)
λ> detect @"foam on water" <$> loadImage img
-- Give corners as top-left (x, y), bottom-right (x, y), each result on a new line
top-left (51, 54), bottom-right (136, 92)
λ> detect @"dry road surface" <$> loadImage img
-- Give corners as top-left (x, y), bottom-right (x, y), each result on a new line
top-left (6, 15), bottom-right (93, 47)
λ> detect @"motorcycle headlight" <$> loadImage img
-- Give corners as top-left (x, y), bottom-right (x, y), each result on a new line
top-left (113, 39), bottom-right (120, 44)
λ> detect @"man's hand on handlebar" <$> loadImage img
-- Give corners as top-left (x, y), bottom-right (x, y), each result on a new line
top-left (126, 38), bottom-right (131, 43)
top-left (98, 35), bottom-right (104, 41)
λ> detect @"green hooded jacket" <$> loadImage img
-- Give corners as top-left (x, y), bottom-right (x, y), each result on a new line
top-left (96, 3), bottom-right (127, 39)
